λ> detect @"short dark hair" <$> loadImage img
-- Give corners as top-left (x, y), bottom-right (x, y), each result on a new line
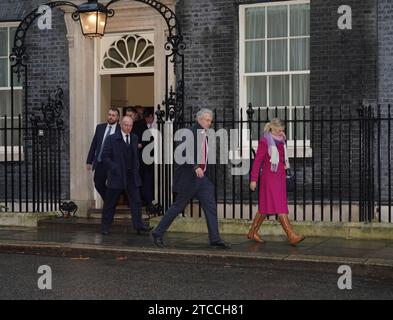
top-left (143, 108), bottom-right (154, 118)
top-left (126, 107), bottom-right (137, 114)
top-left (109, 107), bottom-right (120, 117)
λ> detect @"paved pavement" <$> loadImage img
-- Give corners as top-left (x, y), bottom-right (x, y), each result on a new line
top-left (0, 218), bottom-right (392, 281)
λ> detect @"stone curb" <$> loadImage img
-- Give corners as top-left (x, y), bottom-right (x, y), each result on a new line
top-left (0, 240), bottom-right (392, 280)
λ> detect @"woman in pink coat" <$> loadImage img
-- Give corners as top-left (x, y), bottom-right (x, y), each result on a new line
top-left (248, 118), bottom-right (305, 246)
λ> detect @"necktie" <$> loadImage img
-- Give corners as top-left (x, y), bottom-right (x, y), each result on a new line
top-left (126, 134), bottom-right (130, 145)
top-left (200, 133), bottom-right (207, 171)
top-left (98, 125), bottom-right (112, 162)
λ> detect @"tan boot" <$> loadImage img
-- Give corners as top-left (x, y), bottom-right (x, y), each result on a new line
top-left (278, 215), bottom-right (305, 246)
top-left (247, 213), bottom-right (266, 243)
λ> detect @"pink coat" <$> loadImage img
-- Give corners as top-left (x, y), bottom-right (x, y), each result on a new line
top-left (250, 137), bottom-right (288, 215)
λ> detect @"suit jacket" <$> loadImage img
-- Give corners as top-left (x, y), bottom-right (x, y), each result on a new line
top-left (86, 122), bottom-right (120, 170)
top-left (172, 123), bottom-right (213, 194)
top-left (133, 119), bottom-right (154, 171)
top-left (101, 131), bottom-right (142, 189)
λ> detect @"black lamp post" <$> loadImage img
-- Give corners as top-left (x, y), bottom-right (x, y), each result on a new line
top-left (76, 0), bottom-right (111, 38)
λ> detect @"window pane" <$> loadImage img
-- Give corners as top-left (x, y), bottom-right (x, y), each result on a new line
top-left (0, 118), bottom-right (23, 146)
top-left (0, 28), bottom-right (8, 56)
top-left (294, 107), bottom-right (310, 140)
top-left (246, 41), bottom-right (265, 73)
top-left (290, 38), bottom-right (309, 71)
top-left (267, 5), bottom-right (287, 38)
top-left (290, 4), bottom-right (310, 37)
top-left (246, 7), bottom-right (265, 39)
top-left (267, 39), bottom-right (287, 72)
top-left (0, 58), bottom-right (8, 87)
top-left (9, 27), bottom-right (16, 52)
top-left (292, 74), bottom-right (310, 106)
top-left (269, 75), bottom-right (289, 106)
top-left (247, 76), bottom-right (267, 107)
top-left (0, 89), bottom-right (23, 115)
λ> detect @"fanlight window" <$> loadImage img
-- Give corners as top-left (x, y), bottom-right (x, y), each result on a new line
top-left (102, 34), bottom-right (154, 70)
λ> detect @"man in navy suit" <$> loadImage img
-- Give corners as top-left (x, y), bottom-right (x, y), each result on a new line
top-left (100, 116), bottom-right (153, 235)
top-left (133, 108), bottom-right (155, 212)
top-left (86, 107), bottom-right (120, 200)
top-left (152, 109), bottom-right (231, 249)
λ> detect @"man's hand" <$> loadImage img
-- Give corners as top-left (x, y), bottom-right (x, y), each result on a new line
top-left (250, 181), bottom-right (257, 191)
top-left (138, 143), bottom-right (143, 149)
top-left (195, 167), bottom-right (204, 178)
top-left (86, 164), bottom-right (92, 171)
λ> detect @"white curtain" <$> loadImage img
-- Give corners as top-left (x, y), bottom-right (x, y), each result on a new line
top-left (247, 76), bottom-right (266, 107)
top-left (246, 41), bottom-right (264, 73)
top-left (246, 7), bottom-right (265, 40)
top-left (267, 6), bottom-right (287, 38)
top-left (0, 90), bottom-right (23, 115)
top-left (267, 39), bottom-right (287, 72)
top-left (0, 58), bottom-right (7, 87)
top-left (290, 4), bottom-right (310, 37)
top-left (0, 90), bottom-right (23, 146)
top-left (270, 75), bottom-right (289, 107)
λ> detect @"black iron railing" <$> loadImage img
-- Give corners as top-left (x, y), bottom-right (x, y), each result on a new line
top-left (155, 104), bottom-right (392, 223)
top-left (0, 88), bottom-right (64, 213)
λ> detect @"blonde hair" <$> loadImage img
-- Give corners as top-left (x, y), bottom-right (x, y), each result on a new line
top-left (264, 118), bottom-right (285, 133)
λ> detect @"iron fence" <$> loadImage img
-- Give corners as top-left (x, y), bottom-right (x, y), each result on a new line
top-left (0, 88), bottom-right (64, 213)
top-left (155, 104), bottom-right (393, 223)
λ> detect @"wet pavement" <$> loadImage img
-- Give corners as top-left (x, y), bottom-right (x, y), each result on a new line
top-left (0, 218), bottom-right (392, 279)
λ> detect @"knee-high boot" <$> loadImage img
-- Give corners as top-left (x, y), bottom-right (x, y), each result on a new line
top-left (278, 215), bottom-right (305, 246)
top-left (247, 213), bottom-right (266, 243)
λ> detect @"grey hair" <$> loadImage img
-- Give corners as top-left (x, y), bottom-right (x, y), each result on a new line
top-left (196, 108), bottom-right (214, 119)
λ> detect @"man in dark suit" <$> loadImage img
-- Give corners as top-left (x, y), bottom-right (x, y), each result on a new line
top-left (133, 108), bottom-right (155, 212)
top-left (100, 116), bottom-right (153, 235)
top-left (152, 109), bottom-right (231, 249)
top-left (86, 107), bottom-right (120, 200)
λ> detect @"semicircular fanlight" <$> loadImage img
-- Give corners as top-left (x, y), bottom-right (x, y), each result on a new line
top-left (102, 34), bottom-right (154, 70)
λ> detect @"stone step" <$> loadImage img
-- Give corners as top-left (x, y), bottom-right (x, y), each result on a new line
top-left (87, 208), bottom-right (150, 220)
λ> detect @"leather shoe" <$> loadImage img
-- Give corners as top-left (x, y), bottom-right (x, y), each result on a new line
top-left (209, 240), bottom-right (231, 249)
top-left (152, 234), bottom-right (165, 248)
top-left (101, 230), bottom-right (109, 236)
top-left (136, 225), bottom-right (153, 235)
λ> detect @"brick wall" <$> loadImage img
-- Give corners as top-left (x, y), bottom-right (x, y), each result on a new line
top-left (176, 0), bottom-right (378, 203)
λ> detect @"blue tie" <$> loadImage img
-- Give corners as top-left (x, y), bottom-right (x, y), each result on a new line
top-left (98, 125), bottom-right (112, 162)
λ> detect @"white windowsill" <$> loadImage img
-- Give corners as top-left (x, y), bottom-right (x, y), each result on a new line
top-left (0, 147), bottom-right (24, 162)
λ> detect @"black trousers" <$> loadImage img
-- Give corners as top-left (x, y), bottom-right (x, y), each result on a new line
top-left (153, 177), bottom-right (221, 243)
top-left (93, 162), bottom-right (107, 201)
top-left (101, 178), bottom-right (144, 232)
top-left (140, 167), bottom-right (154, 207)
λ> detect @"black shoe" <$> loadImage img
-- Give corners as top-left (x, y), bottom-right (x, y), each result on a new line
top-left (101, 230), bottom-right (110, 236)
top-left (209, 240), bottom-right (231, 249)
top-left (136, 225), bottom-right (153, 234)
top-left (152, 233), bottom-right (166, 248)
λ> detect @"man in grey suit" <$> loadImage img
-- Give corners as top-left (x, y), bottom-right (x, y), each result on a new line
top-left (152, 109), bottom-right (231, 249)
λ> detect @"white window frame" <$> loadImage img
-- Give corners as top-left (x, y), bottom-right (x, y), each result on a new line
top-left (239, 0), bottom-right (311, 158)
top-left (0, 21), bottom-right (24, 159)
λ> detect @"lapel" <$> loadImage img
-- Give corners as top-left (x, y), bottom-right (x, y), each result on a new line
top-left (98, 123), bottom-right (107, 145)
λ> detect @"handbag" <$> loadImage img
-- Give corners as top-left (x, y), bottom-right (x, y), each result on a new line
top-left (286, 168), bottom-right (295, 192)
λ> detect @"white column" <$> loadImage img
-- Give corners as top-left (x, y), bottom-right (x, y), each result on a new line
top-left (65, 13), bottom-right (96, 217)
